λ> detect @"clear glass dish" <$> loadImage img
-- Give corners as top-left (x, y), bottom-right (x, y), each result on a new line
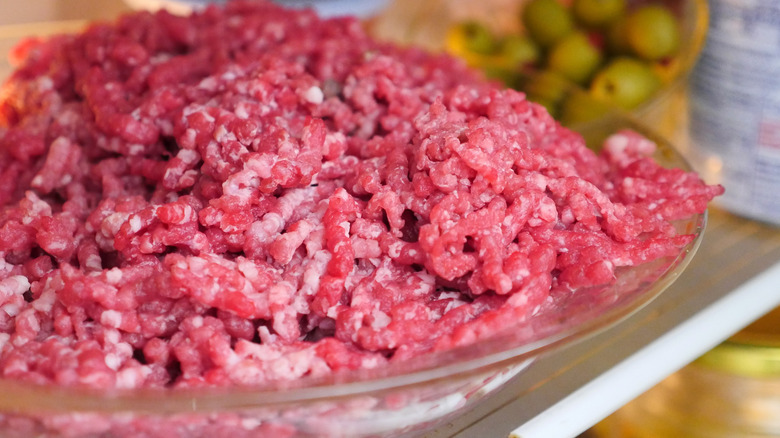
top-left (0, 114), bottom-right (707, 438)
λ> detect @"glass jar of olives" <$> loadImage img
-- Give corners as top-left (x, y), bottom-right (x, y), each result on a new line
top-left (370, 0), bottom-right (707, 143)
top-left (687, 0), bottom-right (780, 226)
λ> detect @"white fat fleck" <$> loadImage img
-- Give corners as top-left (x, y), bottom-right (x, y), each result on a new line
top-left (109, 330), bottom-right (125, 346)
top-left (105, 268), bottom-right (123, 284)
top-left (326, 306), bottom-right (340, 320)
top-left (128, 144), bottom-right (145, 155)
top-left (163, 167), bottom-right (176, 186)
top-left (0, 275), bottom-right (30, 297)
top-left (410, 279), bottom-right (434, 297)
top-left (182, 128), bottom-right (197, 147)
top-left (370, 308), bottom-right (391, 330)
top-left (507, 292), bottom-right (528, 308)
top-left (198, 76), bottom-right (218, 91)
top-left (0, 333), bottom-right (9, 352)
top-left (237, 259), bottom-right (259, 281)
top-left (2, 303), bottom-right (21, 317)
top-left (300, 251), bottom-right (328, 294)
top-left (333, 241), bottom-right (348, 252)
top-left (46, 240), bottom-right (67, 252)
top-left (21, 192), bottom-right (52, 225)
top-left (129, 215), bottom-right (143, 233)
top-left (443, 298), bottom-right (467, 314)
top-left (438, 291), bottom-right (462, 301)
top-left (516, 268), bottom-right (530, 278)
top-left (36, 76), bottom-right (54, 91)
top-left (179, 205), bottom-right (195, 223)
top-left (246, 154), bottom-right (273, 179)
top-left (360, 356), bottom-right (384, 369)
top-left (303, 86), bottom-right (324, 104)
top-left (193, 108), bottom-right (215, 123)
top-left (235, 104), bottom-right (249, 120)
top-left (257, 326), bottom-right (277, 344)
top-left (116, 367), bottom-right (151, 389)
top-left (387, 242), bottom-right (402, 258)
top-left (104, 353), bottom-right (121, 371)
top-left (214, 124), bottom-right (229, 142)
top-left (339, 221), bottom-right (350, 234)
top-left (241, 418), bottom-right (262, 430)
top-left (30, 175), bottom-right (43, 187)
top-left (100, 310), bottom-right (122, 329)
top-left (608, 133), bottom-right (629, 152)
top-left (373, 266), bottom-right (392, 285)
top-left (187, 256), bottom-right (208, 272)
top-left (177, 148), bottom-right (200, 163)
top-left (364, 226), bottom-right (381, 239)
top-left (262, 213), bottom-right (285, 234)
top-left (0, 258), bottom-right (9, 275)
top-left (31, 289), bottom-right (56, 313)
top-left (191, 316), bottom-right (204, 328)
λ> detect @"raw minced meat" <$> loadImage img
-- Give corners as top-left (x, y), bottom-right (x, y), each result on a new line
top-left (0, 0), bottom-right (722, 390)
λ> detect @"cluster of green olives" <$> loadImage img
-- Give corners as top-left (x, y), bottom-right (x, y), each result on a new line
top-left (446, 0), bottom-right (683, 124)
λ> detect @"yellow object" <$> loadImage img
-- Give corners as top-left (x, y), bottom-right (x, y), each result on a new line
top-left (591, 307), bottom-right (780, 438)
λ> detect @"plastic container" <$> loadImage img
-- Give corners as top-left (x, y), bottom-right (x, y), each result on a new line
top-left (590, 307), bottom-right (780, 438)
top-left (687, 0), bottom-right (780, 226)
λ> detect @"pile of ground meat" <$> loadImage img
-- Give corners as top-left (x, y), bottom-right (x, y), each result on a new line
top-left (0, 0), bottom-right (722, 390)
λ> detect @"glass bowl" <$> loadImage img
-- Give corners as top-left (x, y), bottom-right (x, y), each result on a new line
top-left (0, 114), bottom-right (707, 438)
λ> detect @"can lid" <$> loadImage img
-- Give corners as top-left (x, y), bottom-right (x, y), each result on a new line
top-left (695, 307), bottom-right (780, 377)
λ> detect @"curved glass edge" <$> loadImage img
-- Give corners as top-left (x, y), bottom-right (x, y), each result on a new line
top-left (0, 113), bottom-right (710, 415)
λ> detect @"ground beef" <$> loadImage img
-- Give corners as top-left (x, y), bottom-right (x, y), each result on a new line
top-left (0, 0), bottom-right (722, 391)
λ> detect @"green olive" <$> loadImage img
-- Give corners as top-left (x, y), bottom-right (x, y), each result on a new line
top-left (523, 69), bottom-right (572, 104)
top-left (547, 31), bottom-right (603, 85)
top-left (446, 20), bottom-right (498, 56)
top-left (625, 5), bottom-right (681, 61)
top-left (498, 34), bottom-right (541, 68)
top-left (522, 0), bottom-right (575, 48)
top-left (560, 88), bottom-right (614, 127)
top-left (589, 57), bottom-right (661, 109)
top-left (572, 0), bottom-right (626, 28)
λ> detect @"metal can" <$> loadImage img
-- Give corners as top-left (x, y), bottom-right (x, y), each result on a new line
top-left (688, 0), bottom-right (780, 225)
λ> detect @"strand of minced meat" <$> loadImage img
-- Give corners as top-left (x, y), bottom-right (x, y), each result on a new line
top-left (0, 1), bottom-right (722, 389)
